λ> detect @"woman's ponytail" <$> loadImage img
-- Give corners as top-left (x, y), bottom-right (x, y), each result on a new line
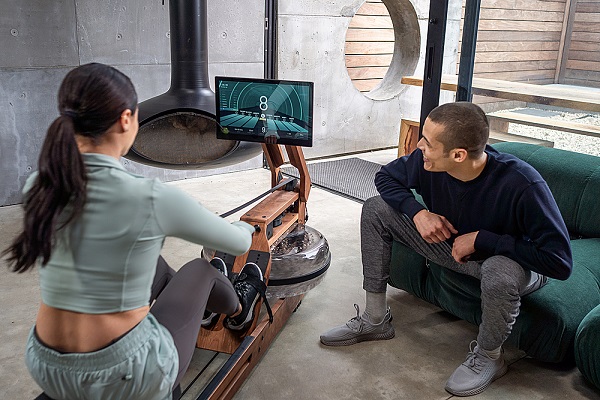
top-left (4, 114), bottom-right (87, 272)
top-left (3, 62), bottom-right (137, 273)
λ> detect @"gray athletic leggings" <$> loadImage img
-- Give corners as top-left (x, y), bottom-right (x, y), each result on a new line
top-left (361, 196), bottom-right (547, 350)
top-left (150, 256), bottom-right (239, 387)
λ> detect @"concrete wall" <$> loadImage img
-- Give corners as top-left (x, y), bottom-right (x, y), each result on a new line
top-left (0, 0), bottom-right (461, 206)
top-left (277, 0), bottom-right (461, 159)
top-left (0, 0), bottom-right (265, 206)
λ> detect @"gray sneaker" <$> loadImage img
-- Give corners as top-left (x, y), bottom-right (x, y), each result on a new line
top-left (320, 304), bottom-right (394, 346)
top-left (445, 341), bottom-right (508, 397)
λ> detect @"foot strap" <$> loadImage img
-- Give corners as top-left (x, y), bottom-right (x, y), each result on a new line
top-left (233, 272), bottom-right (273, 324)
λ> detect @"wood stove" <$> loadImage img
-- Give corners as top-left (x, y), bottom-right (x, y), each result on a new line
top-left (125, 0), bottom-right (262, 169)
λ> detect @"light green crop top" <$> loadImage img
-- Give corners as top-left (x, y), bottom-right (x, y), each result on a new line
top-left (25, 153), bottom-right (254, 314)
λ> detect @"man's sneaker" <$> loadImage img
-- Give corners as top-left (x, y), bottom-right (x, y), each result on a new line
top-left (223, 262), bottom-right (272, 332)
top-left (445, 341), bottom-right (508, 397)
top-left (319, 304), bottom-right (394, 346)
top-left (201, 257), bottom-right (229, 327)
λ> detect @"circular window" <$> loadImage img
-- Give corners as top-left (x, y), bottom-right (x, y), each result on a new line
top-left (345, 0), bottom-right (421, 100)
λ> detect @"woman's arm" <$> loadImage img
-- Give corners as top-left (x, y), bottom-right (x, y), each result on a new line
top-left (152, 181), bottom-right (254, 256)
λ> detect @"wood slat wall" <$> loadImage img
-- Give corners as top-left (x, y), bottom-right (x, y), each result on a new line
top-left (562, 1), bottom-right (600, 88)
top-left (345, 0), bottom-right (394, 92)
top-left (459, 0), bottom-right (567, 87)
top-left (344, 0), bottom-right (599, 97)
top-left (460, 0), bottom-right (600, 97)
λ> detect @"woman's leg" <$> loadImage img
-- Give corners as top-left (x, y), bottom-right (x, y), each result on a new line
top-left (150, 256), bottom-right (176, 303)
top-left (150, 258), bottom-right (239, 386)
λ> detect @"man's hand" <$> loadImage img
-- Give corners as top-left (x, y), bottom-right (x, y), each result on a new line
top-left (452, 232), bottom-right (479, 264)
top-left (413, 210), bottom-right (457, 244)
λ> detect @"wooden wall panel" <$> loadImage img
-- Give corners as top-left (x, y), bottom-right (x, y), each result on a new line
top-left (349, 15), bottom-right (394, 29)
top-left (353, 79), bottom-right (385, 91)
top-left (345, 42), bottom-right (395, 55)
top-left (344, 0), bottom-right (394, 92)
top-left (347, 66), bottom-right (389, 79)
top-left (345, 54), bottom-right (393, 68)
top-left (578, 2), bottom-right (600, 13)
top-left (452, 0), bottom-right (600, 100)
top-left (562, 1), bottom-right (600, 87)
top-left (345, 29), bottom-right (394, 42)
top-left (570, 32), bottom-right (600, 41)
top-left (566, 59), bottom-right (600, 70)
top-left (573, 11), bottom-right (600, 22)
top-left (482, 0), bottom-right (565, 12)
top-left (462, 7), bottom-right (562, 79)
top-left (476, 9), bottom-right (564, 21)
top-left (474, 69), bottom-right (557, 81)
top-left (475, 51), bottom-right (559, 63)
top-left (473, 60), bottom-right (557, 73)
top-left (569, 41), bottom-right (600, 52)
top-left (475, 30), bottom-right (562, 42)
top-left (474, 42), bottom-right (559, 51)
top-left (458, 0), bottom-right (567, 108)
top-left (477, 20), bottom-right (563, 31)
top-left (564, 68), bottom-right (600, 84)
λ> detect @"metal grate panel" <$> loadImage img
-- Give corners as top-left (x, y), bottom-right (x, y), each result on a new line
top-left (281, 157), bottom-right (382, 202)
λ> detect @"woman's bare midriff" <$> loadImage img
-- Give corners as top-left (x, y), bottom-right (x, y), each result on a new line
top-left (35, 303), bottom-right (150, 353)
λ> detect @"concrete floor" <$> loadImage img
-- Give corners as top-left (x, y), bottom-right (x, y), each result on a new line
top-left (1, 149), bottom-right (599, 400)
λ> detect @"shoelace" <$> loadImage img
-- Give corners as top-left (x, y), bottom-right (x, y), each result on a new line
top-left (233, 273), bottom-right (274, 323)
top-left (346, 304), bottom-right (364, 331)
top-left (464, 341), bottom-right (484, 374)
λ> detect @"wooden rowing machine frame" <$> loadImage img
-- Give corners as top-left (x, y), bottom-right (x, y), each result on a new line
top-left (195, 143), bottom-right (311, 399)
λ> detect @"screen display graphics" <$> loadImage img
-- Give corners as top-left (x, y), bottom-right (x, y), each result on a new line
top-left (215, 76), bottom-right (314, 147)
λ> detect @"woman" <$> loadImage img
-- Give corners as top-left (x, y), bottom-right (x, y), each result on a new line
top-left (3, 63), bottom-right (264, 400)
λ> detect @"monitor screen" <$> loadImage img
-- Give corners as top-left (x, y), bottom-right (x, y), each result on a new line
top-left (215, 76), bottom-right (314, 147)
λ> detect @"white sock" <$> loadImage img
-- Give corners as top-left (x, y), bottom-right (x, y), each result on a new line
top-left (482, 346), bottom-right (502, 360)
top-left (364, 291), bottom-right (387, 324)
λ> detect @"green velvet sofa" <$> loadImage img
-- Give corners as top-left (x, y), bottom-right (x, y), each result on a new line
top-left (387, 142), bottom-right (600, 384)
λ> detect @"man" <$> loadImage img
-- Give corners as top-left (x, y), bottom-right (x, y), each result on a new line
top-left (320, 102), bottom-right (572, 396)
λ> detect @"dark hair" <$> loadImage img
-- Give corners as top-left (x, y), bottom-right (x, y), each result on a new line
top-left (3, 63), bottom-right (137, 273)
top-left (427, 101), bottom-right (489, 159)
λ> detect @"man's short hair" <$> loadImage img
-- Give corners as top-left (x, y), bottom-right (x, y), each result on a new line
top-left (427, 102), bottom-right (489, 159)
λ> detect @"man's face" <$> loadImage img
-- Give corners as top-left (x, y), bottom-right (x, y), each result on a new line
top-left (416, 118), bottom-right (454, 172)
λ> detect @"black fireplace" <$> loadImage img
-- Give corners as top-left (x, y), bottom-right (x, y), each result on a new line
top-left (125, 0), bottom-right (263, 169)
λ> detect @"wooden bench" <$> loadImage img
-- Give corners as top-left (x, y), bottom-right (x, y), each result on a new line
top-left (400, 75), bottom-right (600, 113)
top-left (487, 110), bottom-right (600, 139)
top-left (398, 117), bottom-right (553, 157)
top-left (399, 74), bottom-right (600, 156)
top-left (398, 119), bottom-right (420, 158)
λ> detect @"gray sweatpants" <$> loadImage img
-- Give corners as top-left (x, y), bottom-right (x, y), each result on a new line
top-left (361, 196), bottom-right (547, 350)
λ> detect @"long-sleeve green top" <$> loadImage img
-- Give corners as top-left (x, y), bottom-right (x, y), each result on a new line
top-left (26, 153), bottom-right (254, 314)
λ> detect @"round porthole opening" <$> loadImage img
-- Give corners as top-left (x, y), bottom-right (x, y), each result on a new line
top-left (345, 0), bottom-right (421, 101)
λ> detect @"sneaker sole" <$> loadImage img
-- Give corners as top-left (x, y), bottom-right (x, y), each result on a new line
top-left (224, 292), bottom-right (261, 331)
top-left (210, 258), bottom-right (229, 279)
top-left (444, 362), bottom-right (508, 397)
top-left (320, 329), bottom-right (395, 347)
top-left (201, 312), bottom-right (219, 328)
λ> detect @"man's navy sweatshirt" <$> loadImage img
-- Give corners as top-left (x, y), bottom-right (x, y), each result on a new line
top-left (375, 145), bottom-right (572, 280)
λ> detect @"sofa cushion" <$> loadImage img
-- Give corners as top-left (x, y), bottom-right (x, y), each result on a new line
top-left (575, 304), bottom-right (600, 389)
top-left (388, 238), bottom-right (600, 363)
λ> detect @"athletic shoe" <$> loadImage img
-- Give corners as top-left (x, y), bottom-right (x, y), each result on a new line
top-left (223, 262), bottom-right (272, 332)
top-left (445, 341), bottom-right (508, 397)
top-left (319, 304), bottom-right (394, 346)
top-left (201, 257), bottom-right (229, 327)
